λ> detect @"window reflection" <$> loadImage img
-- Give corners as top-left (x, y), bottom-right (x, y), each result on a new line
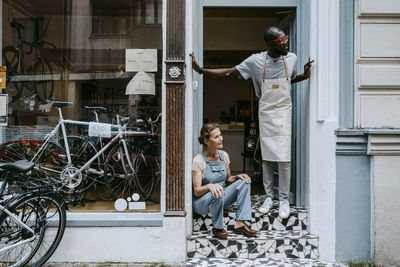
top-left (1, 0), bottom-right (162, 213)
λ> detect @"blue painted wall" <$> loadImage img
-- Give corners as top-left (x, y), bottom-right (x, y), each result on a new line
top-left (335, 132), bottom-right (371, 261)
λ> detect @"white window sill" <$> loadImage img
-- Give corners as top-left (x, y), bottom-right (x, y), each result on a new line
top-left (66, 212), bottom-right (163, 227)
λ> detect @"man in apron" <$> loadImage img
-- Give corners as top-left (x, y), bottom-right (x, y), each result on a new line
top-left (190, 26), bottom-right (314, 219)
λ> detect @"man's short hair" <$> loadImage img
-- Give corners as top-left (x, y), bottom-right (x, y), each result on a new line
top-left (264, 26), bottom-right (284, 44)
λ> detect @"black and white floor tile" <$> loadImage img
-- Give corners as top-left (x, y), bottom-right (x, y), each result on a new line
top-left (187, 230), bottom-right (319, 259)
top-left (186, 258), bottom-right (347, 267)
top-left (193, 195), bottom-right (308, 232)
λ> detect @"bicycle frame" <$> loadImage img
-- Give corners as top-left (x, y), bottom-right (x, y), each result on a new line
top-left (0, 203), bottom-right (36, 254)
top-left (31, 107), bottom-right (148, 182)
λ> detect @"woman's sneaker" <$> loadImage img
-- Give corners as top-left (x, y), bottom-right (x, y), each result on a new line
top-left (259, 197), bottom-right (273, 214)
top-left (279, 199), bottom-right (290, 219)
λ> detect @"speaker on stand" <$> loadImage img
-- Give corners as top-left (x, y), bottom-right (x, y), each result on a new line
top-left (242, 85), bottom-right (260, 178)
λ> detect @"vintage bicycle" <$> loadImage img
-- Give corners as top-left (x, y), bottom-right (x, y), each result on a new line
top-left (0, 101), bottom-right (161, 202)
top-left (0, 160), bottom-right (66, 266)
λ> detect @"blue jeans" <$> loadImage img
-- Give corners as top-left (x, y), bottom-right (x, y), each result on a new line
top-left (193, 179), bottom-right (252, 229)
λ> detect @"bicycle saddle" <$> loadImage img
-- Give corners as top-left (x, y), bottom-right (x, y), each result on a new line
top-left (51, 101), bottom-right (74, 108)
top-left (84, 106), bottom-right (107, 112)
top-left (0, 160), bottom-right (34, 173)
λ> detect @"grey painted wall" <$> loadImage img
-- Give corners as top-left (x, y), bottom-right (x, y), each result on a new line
top-left (335, 132), bottom-right (371, 261)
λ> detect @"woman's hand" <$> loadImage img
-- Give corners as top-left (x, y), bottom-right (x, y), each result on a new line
top-left (189, 52), bottom-right (203, 74)
top-left (207, 183), bottom-right (224, 198)
top-left (236, 173), bottom-right (252, 184)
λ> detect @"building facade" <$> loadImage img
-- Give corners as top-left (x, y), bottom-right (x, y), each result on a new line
top-left (0, 0), bottom-right (399, 265)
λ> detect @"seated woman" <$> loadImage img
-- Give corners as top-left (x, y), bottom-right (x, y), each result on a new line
top-left (192, 123), bottom-right (257, 239)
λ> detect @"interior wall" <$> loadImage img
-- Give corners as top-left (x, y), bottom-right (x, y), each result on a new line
top-left (204, 17), bottom-right (274, 51)
top-left (203, 77), bottom-right (250, 122)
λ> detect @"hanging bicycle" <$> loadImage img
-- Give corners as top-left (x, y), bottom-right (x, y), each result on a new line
top-left (2, 20), bottom-right (57, 103)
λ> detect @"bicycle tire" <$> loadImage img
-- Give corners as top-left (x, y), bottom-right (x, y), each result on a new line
top-left (104, 142), bottom-right (156, 201)
top-left (33, 57), bottom-right (54, 103)
top-left (0, 140), bottom-right (67, 189)
top-left (0, 192), bottom-right (66, 267)
top-left (58, 135), bottom-right (101, 194)
top-left (2, 46), bottom-right (24, 103)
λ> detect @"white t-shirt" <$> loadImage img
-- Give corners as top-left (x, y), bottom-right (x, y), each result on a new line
top-left (192, 151), bottom-right (230, 177)
top-left (236, 51), bottom-right (297, 98)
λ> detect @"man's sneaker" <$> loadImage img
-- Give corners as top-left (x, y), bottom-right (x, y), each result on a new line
top-left (279, 200), bottom-right (290, 219)
top-left (259, 197), bottom-right (273, 214)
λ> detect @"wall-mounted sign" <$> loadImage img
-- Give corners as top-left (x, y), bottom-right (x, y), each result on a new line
top-left (0, 94), bottom-right (8, 126)
top-left (125, 49), bottom-right (157, 72)
top-left (125, 71), bottom-right (155, 95)
top-left (0, 66), bottom-right (6, 89)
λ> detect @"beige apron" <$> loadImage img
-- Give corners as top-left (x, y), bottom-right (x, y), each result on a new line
top-left (259, 53), bottom-right (292, 162)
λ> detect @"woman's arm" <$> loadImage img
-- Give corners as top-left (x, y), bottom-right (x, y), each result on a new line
top-left (225, 156), bottom-right (252, 184)
top-left (192, 170), bottom-right (224, 198)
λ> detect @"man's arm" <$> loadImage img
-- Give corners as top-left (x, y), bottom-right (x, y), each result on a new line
top-left (190, 53), bottom-right (241, 78)
top-left (292, 57), bottom-right (315, 84)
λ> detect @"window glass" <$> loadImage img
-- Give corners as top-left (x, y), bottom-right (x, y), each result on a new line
top-left (1, 0), bottom-right (162, 213)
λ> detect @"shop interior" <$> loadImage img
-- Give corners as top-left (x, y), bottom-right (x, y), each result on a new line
top-left (202, 7), bottom-right (296, 198)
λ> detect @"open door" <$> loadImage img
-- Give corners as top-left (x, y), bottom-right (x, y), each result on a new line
top-left (194, 2), bottom-right (300, 204)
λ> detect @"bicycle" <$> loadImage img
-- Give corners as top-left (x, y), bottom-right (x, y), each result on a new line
top-left (103, 112), bottom-right (161, 201)
top-left (0, 101), bottom-right (161, 202)
top-left (2, 20), bottom-right (56, 103)
top-left (0, 160), bottom-right (67, 266)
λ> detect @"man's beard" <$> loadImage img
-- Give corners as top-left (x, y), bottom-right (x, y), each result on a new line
top-left (277, 49), bottom-right (288, 56)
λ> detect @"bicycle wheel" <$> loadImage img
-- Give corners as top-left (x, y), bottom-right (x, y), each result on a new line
top-left (0, 192), bottom-right (66, 267)
top-left (33, 57), bottom-right (54, 103)
top-left (0, 140), bottom-right (68, 189)
top-left (58, 135), bottom-right (101, 194)
top-left (2, 46), bottom-right (24, 103)
top-left (104, 142), bottom-right (156, 201)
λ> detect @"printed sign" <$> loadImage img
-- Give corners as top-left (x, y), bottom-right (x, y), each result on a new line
top-left (0, 66), bottom-right (6, 89)
top-left (88, 122), bottom-right (112, 138)
top-left (125, 49), bottom-right (157, 72)
top-left (125, 71), bottom-right (155, 95)
top-left (0, 94), bottom-right (8, 126)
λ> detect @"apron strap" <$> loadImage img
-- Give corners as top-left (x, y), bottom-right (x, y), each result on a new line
top-left (262, 52), bottom-right (268, 81)
top-left (262, 53), bottom-right (290, 81)
top-left (282, 55), bottom-right (289, 81)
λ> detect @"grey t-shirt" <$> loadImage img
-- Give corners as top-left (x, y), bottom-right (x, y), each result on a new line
top-left (236, 51), bottom-right (297, 98)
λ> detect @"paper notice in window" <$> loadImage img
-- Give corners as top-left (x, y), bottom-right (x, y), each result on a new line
top-left (0, 94), bottom-right (8, 126)
top-left (125, 71), bottom-right (155, 95)
top-left (126, 49), bottom-right (157, 72)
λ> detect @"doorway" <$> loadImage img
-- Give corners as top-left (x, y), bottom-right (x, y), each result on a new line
top-left (201, 7), bottom-right (297, 202)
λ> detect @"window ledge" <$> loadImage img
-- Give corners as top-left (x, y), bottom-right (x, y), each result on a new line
top-left (66, 212), bottom-right (163, 227)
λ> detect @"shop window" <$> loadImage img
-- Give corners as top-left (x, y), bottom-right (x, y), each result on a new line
top-left (1, 0), bottom-right (163, 214)
top-left (91, 0), bottom-right (131, 36)
top-left (91, 0), bottom-right (162, 37)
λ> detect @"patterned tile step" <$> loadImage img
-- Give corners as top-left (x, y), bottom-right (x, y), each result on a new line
top-left (187, 230), bottom-right (319, 259)
top-left (186, 258), bottom-right (347, 267)
top-left (193, 195), bottom-right (308, 232)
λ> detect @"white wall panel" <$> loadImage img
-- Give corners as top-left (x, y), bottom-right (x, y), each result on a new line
top-left (360, 23), bottom-right (400, 58)
top-left (360, 0), bottom-right (400, 15)
top-left (359, 65), bottom-right (400, 88)
top-left (359, 94), bottom-right (400, 127)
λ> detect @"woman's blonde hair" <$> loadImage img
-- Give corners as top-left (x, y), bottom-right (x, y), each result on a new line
top-left (198, 123), bottom-right (219, 148)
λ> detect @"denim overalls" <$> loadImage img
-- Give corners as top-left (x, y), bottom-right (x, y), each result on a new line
top-left (193, 150), bottom-right (252, 229)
